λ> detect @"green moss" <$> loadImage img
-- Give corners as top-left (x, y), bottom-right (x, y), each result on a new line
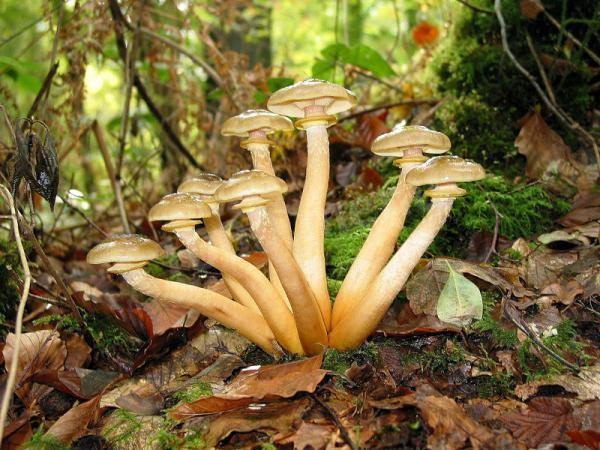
top-left (23, 428), bottom-right (69, 450)
top-left (0, 239), bottom-right (23, 335)
top-left (172, 381), bottom-right (213, 403)
top-left (327, 278), bottom-right (342, 300)
top-left (144, 253), bottom-right (182, 278)
top-left (83, 312), bottom-right (141, 356)
top-left (473, 372), bottom-right (514, 398)
top-left (472, 292), bottom-right (518, 349)
top-left (33, 314), bottom-right (81, 333)
top-left (323, 341), bottom-right (379, 374)
top-left (102, 409), bottom-right (143, 444)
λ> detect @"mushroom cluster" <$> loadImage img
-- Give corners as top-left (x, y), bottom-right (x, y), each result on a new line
top-left (87, 79), bottom-right (485, 357)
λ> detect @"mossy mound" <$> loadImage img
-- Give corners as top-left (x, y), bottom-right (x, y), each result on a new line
top-left (325, 175), bottom-right (570, 279)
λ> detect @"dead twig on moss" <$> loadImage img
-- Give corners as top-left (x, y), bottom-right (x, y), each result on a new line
top-left (0, 185), bottom-right (31, 443)
top-left (495, 0), bottom-right (600, 175)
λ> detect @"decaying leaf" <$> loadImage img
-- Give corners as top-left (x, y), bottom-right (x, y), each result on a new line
top-left (46, 396), bottom-right (102, 444)
top-left (515, 111), bottom-right (573, 180)
top-left (520, 0), bottom-right (545, 18)
top-left (515, 363), bottom-right (600, 401)
top-left (501, 397), bottom-right (579, 448)
top-left (437, 264), bottom-right (483, 327)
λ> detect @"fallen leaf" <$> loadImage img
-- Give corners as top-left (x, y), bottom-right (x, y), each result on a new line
top-left (520, 0), bottom-right (544, 18)
top-left (171, 355), bottom-right (327, 419)
top-left (566, 430), bottom-right (600, 449)
top-left (46, 396), bottom-right (102, 444)
top-left (502, 397), bottom-right (578, 447)
top-left (378, 302), bottom-right (460, 337)
top-left (437, 264), bottom-right (483, 327)
top-left (406, 265), bottom-right (447, 315)
top-left (279, 421), bottom-right (337, 449)
top-left (515, 363), bottom-right (600, 401)
top-left (538, 230), bottom-right (590, 247)
top-left (515, 111), bottom-right (573, 180)
top-left (2, 330), bottom-right (66, 405)
top-left (540, 280), bottom-right (584, 305)
top-left (64, 334), bottom-right (92, 370)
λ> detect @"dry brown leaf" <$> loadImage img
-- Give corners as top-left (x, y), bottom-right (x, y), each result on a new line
top-left (2, 330), bottom-right (66, 405)
top-left (279, 421), bottom-right (338, 450)
top-left (64, 334), bottom-right (92, 370)
top-left (520, 0), bottom-right (545, 18)
top-left (515, 363), bottom-right (600, 401)
top-left (515, 111), bottom-right (573, 180)
top-left (46, 396), bottom-right (101, 444)
top-left (540, 280), bottom-right (584, 305)
top-left (501, 397), bottom-right (579, 448)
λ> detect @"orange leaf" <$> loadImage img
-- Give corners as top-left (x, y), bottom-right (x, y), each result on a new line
top-left (412, 21), bottom-right (439, 46)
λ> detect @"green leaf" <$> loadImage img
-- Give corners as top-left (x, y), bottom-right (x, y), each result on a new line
top-left (341, 43), bottom-right (395, 77)
top-left (266, 77), bottom-right (294, 92)
top-left (436, 263), bottom-right (483, 327)
top-left (311, 59), bottom-right (337, 81)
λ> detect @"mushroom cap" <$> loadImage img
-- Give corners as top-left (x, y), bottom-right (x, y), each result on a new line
top-left (215, 170), bottom-right (288, 203)
top-left (177, 173), bottom-right (223, 196)
top-left (406, 155), bottom-right (486, 186)
top-left (267, 79), bottom-right (357, 117)
top-left (87, 234), bottom-right (164, 264)
top-left (148, 193), bottom-right (212, 222)
top-left (372, 125), bottom-right (451, 157)
top-left (221, 109), bottom-right (293, 137)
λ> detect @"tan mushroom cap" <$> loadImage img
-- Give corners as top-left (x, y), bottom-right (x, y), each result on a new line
top-left (267, 79), bottom-right (357, 117)
top-left (406, 156), bottom-right (486, 186)
top-left (372, 125), bottom-right (451, 157)
top-left (215, 170), bottom-right (288, 204)
top-left (177, 173), bottom-right (223, 196)
top-left (148, 193), bottom-right (212, 222)
top-left (221, 110), bottom-right (293, 137)
top-left (87, 234), bottom-right (164, 264)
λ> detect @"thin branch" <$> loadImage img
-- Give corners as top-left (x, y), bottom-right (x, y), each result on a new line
top-left (542, 10), bottom-right (600, 66)
top-left (107, 0), bottom-right (202, 170)
top-left (386, 0), bottom-right (401, 61)
top-left (39, 3), bottom-right (64, 119)
top-left (57, 193), bottom-right (108, 237)
top-left (0, 186), bottom-right (31, 443)
top-left (26, 63), bottom-right (59, 120)
top-left (338, 99), bottom-right (439, 122)
top-left (91, 120), bottom-right (130, 234)
top-left (525, 32), bottom-right (556, 105)
top-left (455, 0), bottom-right (493, 15)
top-left (311, 393), bottom-right (359, 450)
top-left (495, 0), bottom-right (600, 175)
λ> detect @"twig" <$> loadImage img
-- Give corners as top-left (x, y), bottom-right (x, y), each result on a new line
top-left (338, 99), bottom-right (439, 122)
top-left (91, 120), bottom-right (130, 234)
top-left (107, 0), bottom-right (202, 170)
top-left (542, 10), bottom-right (600, 66)
top-left (39, 2), bottom-right (64, 119)
top-left (495, 0), bottom-right (600, 175)
top-left (311, 393), bottom-right (359, 450)
top-left (57, 193), bottom-right (107, 237)
top-left (484, 199), bottom-right (502, 263)
top-left (349, 67), bottom-right (403, 93)
top-left (525, 32), bottom-right (556, 105)
top-left (503, 301), bottom-right (579, 372)
top-left (455, 0), bottom-right (493, 15)
top-left (26, 63), bottom-right (59, 120)
top-left (17, 214), bottom-right (83, 322)
top-left (0, 185), bottom-right (31, 443)
top-left (386, 0), bottom-right (401, 61)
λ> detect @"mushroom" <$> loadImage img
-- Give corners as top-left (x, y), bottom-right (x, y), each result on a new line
top-left (215, 170), bottom-right (328, 355)
top-left (267, 79), bottom-right (357, 329)
top-left (86, 234), bottom-right (279, 355)
top-left (332, 125), bottom-right (451, 327)
top-left (148, 192), bottom-right (303, 355)
top-left (177, 173), bottom-right (261, 315)
top-left (221, 110), bottom-right (295, 303)
top-left (329, 156), bottom-right (485, 350)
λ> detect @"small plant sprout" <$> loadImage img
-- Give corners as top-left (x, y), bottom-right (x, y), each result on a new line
top-left (148, 192), bottom-right (303, 355)
top-left (222, 110), bottom-right (295, 305)
top-left (332, 125), bottom-right (451, 327)
top-left (329, 156), bottom-right (485, 350)
top-left (268, 79), bottom-right (357, 330)
top-left (86, 234), bottom-right (279, 355)
top-left (177, 173), bottom-right (261, 315)
top-left (215, 170), bottom-right (328, 355)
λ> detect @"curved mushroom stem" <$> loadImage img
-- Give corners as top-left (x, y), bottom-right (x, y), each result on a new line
top-left (331, 171), bottom-right (417, 327)
top-left (293, 118), bottom-right (331, 329)
top-left (329, 198), bottom-right (455, 350)
top-left (203, 215), bottom-right (262, 315)
top-left (121, 268), bottom-right (280, 356)
top-left (246, 134), bottom-right (294, 309)
top-left (173, 226), bottom-right (304, 355)
top-left (247, 206), bottom-right (328, 355)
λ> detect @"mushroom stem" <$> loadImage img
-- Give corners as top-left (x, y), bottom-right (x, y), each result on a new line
top-left (203, 215), bottom-right (262, 315)
top-left (293, 122), bottom-right (331, 329)
top-left (121, 268), bottom-right (280, 355)
top-left (173, 226), bottom-right (304, 355)
top-left (331, 172), bottom-right (416, 326)
top-left (247, 206), bottom-right (328, 355)
top-left (329, 199), bottom-right (455, 350)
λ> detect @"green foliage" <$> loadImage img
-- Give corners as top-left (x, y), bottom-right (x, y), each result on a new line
top-left (172, 381), bottom-right (213, 403)
top-left (472, 293), bottom-right (518, 349)
top-left (473, 372), bottom-right (514, 398)
top-left (323, 341), bottom-right (379, 374)
top-left (23, 428), bottom-right (69, 450)
top-left (33, 314), bottom-right (81, 333)
top-left (327, 278), bottom-right (343, 301)
top-left (0, 239), bottom-right (22, 335)
top-left (83, 312), bottom-right (141, 355)
top-left (313, 42), bottom-right (395, 81)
